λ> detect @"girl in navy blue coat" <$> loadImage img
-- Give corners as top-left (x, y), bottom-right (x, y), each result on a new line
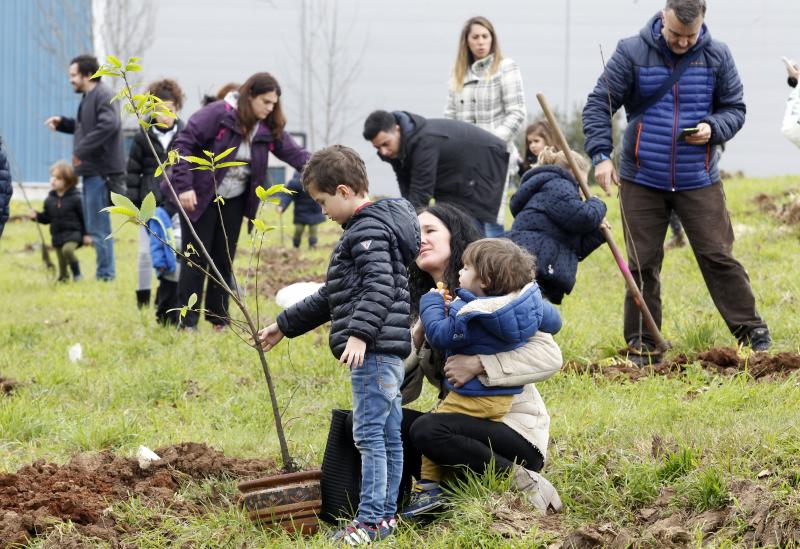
top-left (277, 171), bottom-right (325, 248)
top-left (506, 147), bottom-right (607, 304)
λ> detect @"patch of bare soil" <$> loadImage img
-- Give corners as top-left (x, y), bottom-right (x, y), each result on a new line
top-left (0, 377), bottom-right (20, 396)
top-left (548, 481), bottom-right (800, 548)
top-left (754, 189), bottom-right (800, 226)
top-left (0, 442), bottom-right (276, 546)
top-left (238, 247), bottom-right (326, 298)
top-left (564, 347), bottom-right (800, 382)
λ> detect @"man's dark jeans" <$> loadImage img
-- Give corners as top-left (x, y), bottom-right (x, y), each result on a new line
top-left (619, 181), bottom-right (767, 347)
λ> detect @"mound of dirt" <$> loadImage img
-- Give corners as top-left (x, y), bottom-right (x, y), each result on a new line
top-left (754, 189), bottom-right (800, 226)
top-left (549, 481), bottom-right (800, 548)
top-left (238, 246), bottom-right (326, 299)
top-left (0, 377), bottom-right (20, 396)
top-left (0, 442), bottom-right (275, 546)
top-left (564, 348), bottom-right (800, 382)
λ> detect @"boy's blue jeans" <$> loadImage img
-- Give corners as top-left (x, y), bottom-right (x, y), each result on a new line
top-left (350, 353), bottom-right (404, 524)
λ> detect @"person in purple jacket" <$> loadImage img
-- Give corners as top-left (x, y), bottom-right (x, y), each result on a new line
top-left (169, 72), bottom-right (310, 330)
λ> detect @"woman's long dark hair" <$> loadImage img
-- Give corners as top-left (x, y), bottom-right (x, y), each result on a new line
top-left (237, 72), bottom-right (286, 139)
top-left (409, 203), bottom-right (482, 318)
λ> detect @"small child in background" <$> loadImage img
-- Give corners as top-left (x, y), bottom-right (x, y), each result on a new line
top-left (277, 171), bottom-right (325, 248)
top-left (402, 238), bottom-right (562, 518)
top-left (518, 120), bottom-right (557, 177)
top-left (29, 162), bottom-right (90, 281)
top-left (147, 201), bottom-right (182, 325)
top-left (506, 146), bottom-right (607, 304)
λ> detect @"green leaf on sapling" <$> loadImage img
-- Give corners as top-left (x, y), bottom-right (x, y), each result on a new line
top-left (139, 192), bottom-right (156, 222)
top-left (215, 161), bottom-right (248, 169)
top-left (213, 147), bottom-right (237, 162)
top-left (107, 55), bottom-right (122, 68)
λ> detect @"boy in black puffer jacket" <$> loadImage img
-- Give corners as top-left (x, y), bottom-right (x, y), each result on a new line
top-left (259, 145), bottom-right (420, 544)
top-left (506, 147), bottom-right (607, 304)
top-left (29, 162), bottom-right (90, 281)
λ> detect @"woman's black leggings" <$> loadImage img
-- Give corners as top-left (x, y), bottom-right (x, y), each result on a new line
top-left (401, 409), bottom-right (544, 492)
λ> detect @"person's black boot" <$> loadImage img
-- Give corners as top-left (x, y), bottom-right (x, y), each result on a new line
top-left (136, 289), bottom-right (151, 309)
top-left (69, 262), bottom-right (83, 281)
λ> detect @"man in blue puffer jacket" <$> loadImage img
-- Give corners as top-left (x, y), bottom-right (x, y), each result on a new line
top-left (583, 0), bottom-right (770, 361)
top-left (0, 136), bottom-right (12, 240)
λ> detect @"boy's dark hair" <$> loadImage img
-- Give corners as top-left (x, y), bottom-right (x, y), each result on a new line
top-left (302, 145), bottom-right (369, 195)
top-left (461, 238), bottom-right (535, 296)
top-left (362, 110), bottom-right (397, 140)
top-left (70, 55), bottom-right (100, 80)
top-left (148, 78), bottom-right (185, 111)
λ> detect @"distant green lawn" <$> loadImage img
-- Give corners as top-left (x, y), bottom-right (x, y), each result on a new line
top-left (1, 176), bottom-right (799, 547)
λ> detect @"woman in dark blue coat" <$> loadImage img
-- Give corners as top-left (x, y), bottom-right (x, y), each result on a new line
top-left (505, 148), bottom-right (607, 304)
top-left (0, 136), bottom-right (12, 240)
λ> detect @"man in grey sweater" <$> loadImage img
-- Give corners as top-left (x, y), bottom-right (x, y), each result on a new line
top-left (45, 54), bottom-right (125, 281)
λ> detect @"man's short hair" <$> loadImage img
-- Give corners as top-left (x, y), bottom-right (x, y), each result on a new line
top-left (665, 0), bottom-right (706, 25)
top-left (461, 238), bottom-right (536, 296)
top-left (302, 145), bottom-right (369, 195)
top-left (362, 110), bottom-right (397, 141)
top-left (70, 54), bottom-right (100, 80)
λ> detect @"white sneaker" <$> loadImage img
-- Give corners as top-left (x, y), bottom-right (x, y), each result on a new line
top-left (512, 465), bottom-right (563, 515)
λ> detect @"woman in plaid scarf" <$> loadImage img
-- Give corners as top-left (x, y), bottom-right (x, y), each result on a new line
top-left (444, 16), bottom-right (527, 237)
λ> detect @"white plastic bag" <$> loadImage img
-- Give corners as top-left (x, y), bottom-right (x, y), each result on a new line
top-left (275, 282), bottom-right (324, 309)
top-left (781, 86), bottom-right (800, 149)
top-left (137, 446), bottom-right (161, 469)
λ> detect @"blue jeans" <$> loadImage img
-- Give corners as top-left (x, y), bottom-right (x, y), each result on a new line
top-left (82, 175), bottom-right (115, 280)
top-left (483, 222), bottom-right (505, 237)
top-left (351, 353), bottom-right (404, 523)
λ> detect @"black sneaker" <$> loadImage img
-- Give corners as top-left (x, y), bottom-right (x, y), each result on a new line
top-left (740, 327), bottom-right (771, 352)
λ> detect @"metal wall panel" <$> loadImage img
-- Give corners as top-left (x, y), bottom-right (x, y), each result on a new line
top-left (0, 0), bottom-right (92, 183)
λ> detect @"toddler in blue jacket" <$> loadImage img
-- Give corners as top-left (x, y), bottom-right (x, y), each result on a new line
top-left (147, 202), bottom-right (181, 325)
top-left (404, 238), bottom-right (561, 516)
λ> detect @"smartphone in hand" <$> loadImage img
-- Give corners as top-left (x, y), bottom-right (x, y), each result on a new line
top-left (677, 127), bottom-right (700, 142)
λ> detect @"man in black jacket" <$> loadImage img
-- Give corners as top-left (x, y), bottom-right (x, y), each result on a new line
top-left (363, 110), bottom-right (508, 235)
top-left (45, 54), bottom-right (125, 281)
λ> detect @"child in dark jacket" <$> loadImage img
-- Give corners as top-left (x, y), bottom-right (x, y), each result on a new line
top-left (404, 238), bottom-right (561, 516)
top-left (29, 162), bottom-right (90, 281)
top-left (277, 170), bottom-right (325, 248)
top-left (506, 147), bottom-right (607, 304)
top-left (258, 145), bottom-right (420, 544)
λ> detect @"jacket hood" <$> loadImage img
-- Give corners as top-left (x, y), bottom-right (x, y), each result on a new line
top-left (454, 282), bottom-right (541, 342)
top-left (640, 11), bottom-right (710, 56)
top-left (393, 111), bottom-right (427, 162)
top-left (352, 198), bottom-right (421, 266)
top-left (518, 164), bottom-right (576, 194)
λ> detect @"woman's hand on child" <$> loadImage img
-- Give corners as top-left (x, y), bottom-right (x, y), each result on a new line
top-left (257, 323), bottom-right (285, 352)
top-left (340, 336), bottom-right (367, 368)
top-left (412, 318), bottom-right (425, 350)
top-left (443, 354), bottom-right (485, 388)
top-left (82, 235), bottom-right (92, 246)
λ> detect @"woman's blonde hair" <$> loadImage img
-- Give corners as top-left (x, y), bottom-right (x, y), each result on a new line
top-left (536, 146), bottom-right (590, 184)
top-left (50, 161), bottom-right (78, 190)
top-left (451, 16), bottom-right (503, 91)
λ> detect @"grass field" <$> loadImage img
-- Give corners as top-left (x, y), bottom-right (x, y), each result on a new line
top-left (1, 175), bottom-right (799, 547)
